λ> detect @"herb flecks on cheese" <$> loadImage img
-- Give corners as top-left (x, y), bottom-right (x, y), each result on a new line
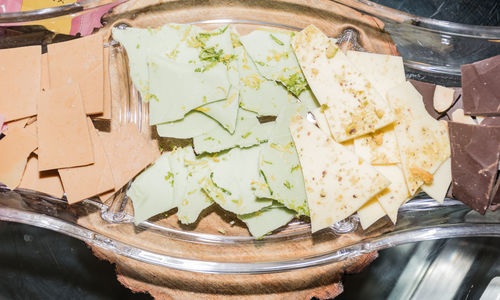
top-left (290, 116), bottom-right (390, 232)
top-left (291, 25), bottom-right (394, 142)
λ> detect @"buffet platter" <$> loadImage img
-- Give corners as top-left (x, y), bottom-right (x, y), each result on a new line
top-left (1, 0), bottom-right (500, 299)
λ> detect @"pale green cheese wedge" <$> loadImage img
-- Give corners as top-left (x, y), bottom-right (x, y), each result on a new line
top-left (238, 205), bottom-right (296, 238)
top-left (176, 149), bottom-right (217, 224)
top-left (291, 25), bottom-right (394, 142)
top-left (148, 56), bottom-right (229, 124)
top-left (422, 158), bottom-right (451, 203)
top-left (192, 109), bottom-right (274, 154)
top-left (127, 154), bottom-right (176, 225)
top-left (237, 46), bottom-right (298, 116)
top-left (197, 28), bottom-right (240, 133)
top-left (167, 146), bottom-right (191, 205)
top-left (386, 81), bottom-right (450, 195)
top-left (156, 110), bottom-right (221, 139)
top-left (357, 198), bottom-right (387, 230)
top-left (256, 103), bottom-right (309, 216)
top-left (203, 146), bottom-right (273, 215)
top-left (297, 88), bottom-right (320, 111)
top-left (290, 116), bottom-right (390, 233)
top-left (112, 24), bottom-right (196, 98)
top-left (240, 28), bottom-right (320, 110)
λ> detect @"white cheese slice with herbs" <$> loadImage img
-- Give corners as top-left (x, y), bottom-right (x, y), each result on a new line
top-left (192, 109), bottom-right (274, 154)
top-left (386, 81), bottom-right (450, 195)
top-left (291, 25), bottom-right (394, 142)
top-left (203, 146), bottom-right (273, 215)
top-left (127, 154), bottom-right (176, 225)
top-left (346, 50), bottom-right (406, 98)
top-left (422, 158), bottom-right (451, 203)
top-left (357, 198), bottom-right (387, 230)
top-left (353, 124), bottom-right (400, 165)
top-left (238, 205), bottom-right (296, 238)
top-left (347, 50), bottom-right (405, 165)
top-left (237, 46), bottom-right (298, 116)
top-left (290, 116), bottom-right (390, 232)
top-left (255, 103), bottom-right (309, 216)
top-left (372, 164), bottom-right (410, 223)
top-left (156, 110), bottom-right (221, 139)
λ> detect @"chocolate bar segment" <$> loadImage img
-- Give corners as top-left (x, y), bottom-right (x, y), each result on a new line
top-left (461, 55), bottom-right (500, 116)
top-left (409, 79), bottom-right (441, 119)
top-left (410, 80), bottom-right (460, 120)
top-left (449, 122), bottom-right (500, 214)
top-left (481, 117), bottom-right (500, 126)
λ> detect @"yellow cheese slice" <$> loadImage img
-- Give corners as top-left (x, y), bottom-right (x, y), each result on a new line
top-left (422, 158), bottom-right (451, 203)
top-left (290, 116), bottom-right (390, 232)
top-left (58, 119), bottom-right (115, 204)
top-left (291, 25), bottom-right (394, 142)
top-left (38, 83), bottom-right (94, 171)
top-left (0, 45), bottom-right (41, 122)
top-left (19, 155), bottom-right (64, 199)
top-left (386, 81), bottom-right (450, 195)
top-left (357, 198), bottom-right (387, 230)
top-left (347, 50), bottom-right (405, 165)
top-left (373, 164), bottom-right (410, 223)
top-left (354, 124), bottom-right (400, 165)
top-left (0, 127), bottom-right (38, 189)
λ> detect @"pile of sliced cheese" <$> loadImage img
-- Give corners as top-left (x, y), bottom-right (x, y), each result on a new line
top-left (113, 24), bottom-right (451, 237)
top-left (0, 33), bottom-right (159, 206)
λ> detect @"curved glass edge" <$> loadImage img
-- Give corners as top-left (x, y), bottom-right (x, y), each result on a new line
top-left (333, 0), bottom-right (500, 39)
top-left (1, 189), bottom-right (499, 274)
top-left (0, 0), bottom-right (125, 24)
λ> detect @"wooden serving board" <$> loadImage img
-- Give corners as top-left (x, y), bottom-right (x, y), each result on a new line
top-left (82, 0), bottom-right (400, 298)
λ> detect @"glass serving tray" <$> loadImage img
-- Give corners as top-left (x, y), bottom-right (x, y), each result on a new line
top-left (1, 0), bottom-right (500, 275)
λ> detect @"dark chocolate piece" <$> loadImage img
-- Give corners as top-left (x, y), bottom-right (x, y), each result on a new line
top-left (461, 55), bottom-right (500, 116)
top-left (490, 171), bottom-right (500, 208)
top-left (409, 79), bottom-right (442, 119)
top-left (446, 96), bottom-right (463, 120)
top-left (481, 117), bottom-right (500, 126)
top-left (449, 122), bottom-right (500, 214)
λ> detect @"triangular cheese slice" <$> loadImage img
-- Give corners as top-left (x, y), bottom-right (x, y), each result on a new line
top-left (291, 25), bottom-right (394, 142)
top-left (386, 82), bottom-right (450, 195)
top-left (289, 116), bottom-right (390, 232)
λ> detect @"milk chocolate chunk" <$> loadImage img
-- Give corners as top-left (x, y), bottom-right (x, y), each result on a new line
top-left (461, 55), bottom-right (500, 115)
top-left (489, 173), bottom-right (500, 211)
top-left (481, 117), bottom-right (500, 126)
top-left (449, 122), bottom-right (500, 214)
top-left (409, 80), bottom-right (441, 119)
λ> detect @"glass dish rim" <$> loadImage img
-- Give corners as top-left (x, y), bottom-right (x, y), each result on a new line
top-left (1, 0), bottom-right (500, 40)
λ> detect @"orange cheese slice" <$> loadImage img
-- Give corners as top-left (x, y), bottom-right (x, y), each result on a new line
top-left (19, 155), bottom-right (64, 199)
top-left (41, 53), bottom-right (50, 92)
top-left (96, 46), bottom-right (112, 120)
top-left (38, 83), bottom-right (94, 171)
top-left (0, 127), bottom-right (38, 189)
top-left (99, 123), bottom-right (160, 191)
top-left (0, 45), bottom-right (41, 122)
top-left (58, 118), bottom-right (115, 204)
top-left (47, 33), bottom-right (104, 115)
